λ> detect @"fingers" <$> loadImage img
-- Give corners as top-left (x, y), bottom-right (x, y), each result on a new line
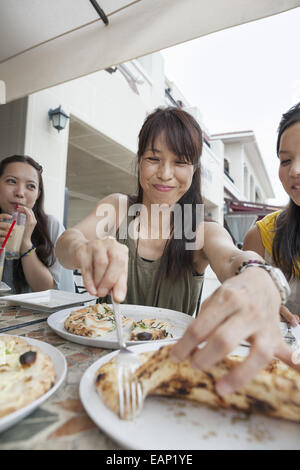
top-left (0, 214), bottom-right (13, 241)
top-left (186, 311), bottom-right (255, 372)
top-left (215, 336), bottom-right (273, 396)
top-left (0, 223), bottom-right (12, 244)
top-left (75, 239), bottom-right (128, 300)
top-left (112, 269), bottom-right (128, 303)
top-left (92, 246), bottom-right (110, 295)
top-left (170, 285), bottom-right (243, 363)
top-left (215, 336), bottom-right (300, 396)
top-left (275, 340), bottom-right (300, 372)
top-left (17, 206), bottom-right (36, 224)
top-left (77, 247), bottom-right (97, 296)
top-left (94, 244), bottom-right (128, 300)
top-left (0, 213), bottom-right (12, 221)
top-left (280, 305), bottom-right (299, 327)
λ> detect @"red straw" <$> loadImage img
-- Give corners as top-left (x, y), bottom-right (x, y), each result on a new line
top-left (0, 219), bottom-right (16, 255)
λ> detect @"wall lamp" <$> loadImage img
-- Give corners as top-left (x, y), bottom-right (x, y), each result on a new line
top-left (48, 105), bottom-right (69, 132)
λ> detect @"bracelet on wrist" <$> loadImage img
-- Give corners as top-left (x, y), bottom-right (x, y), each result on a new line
top-left (235, 259), bottom-right (291, 305)
top-left (235, 259), bottom-right (266, 275)
top-left (20, 245), bottom-right (36, 259)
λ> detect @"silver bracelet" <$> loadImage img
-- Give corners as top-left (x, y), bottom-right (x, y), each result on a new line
top-left (237, 260), bottom-right (291, 305)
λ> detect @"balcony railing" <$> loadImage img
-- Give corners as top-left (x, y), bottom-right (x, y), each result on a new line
top-left (224, 169), bottom-right (234, 183)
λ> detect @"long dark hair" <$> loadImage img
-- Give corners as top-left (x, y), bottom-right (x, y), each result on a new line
top-left (272, 103), bottom-right (300, 280)
top-left (0, 155), bottom-right (55, 292)
top-left (129, 106), bottom-right (203, 283)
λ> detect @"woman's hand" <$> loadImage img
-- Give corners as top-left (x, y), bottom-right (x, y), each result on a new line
top-left (17, 206), bottom-right (37, 252)
top-left (0, 213), bottom-right (12, 245)
top-left (171, 267), bottom-right (299, 395)
top-left (280, 305), bottom-right (299, 327)
top-left (74, 237), bottom-right (129, 302)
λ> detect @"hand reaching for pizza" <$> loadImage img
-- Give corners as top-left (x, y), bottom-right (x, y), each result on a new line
top-left (170, 267), bottom-right (299, 397)
top-left (280, 304), bottom-right (299, 327)
top-left (74, 237), bottom-right (129, 302)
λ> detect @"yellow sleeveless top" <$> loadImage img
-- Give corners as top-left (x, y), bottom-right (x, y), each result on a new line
top-left (256, 211), bottom-right (281, 256)
top-left (256, 210), bottom-right (300, 315)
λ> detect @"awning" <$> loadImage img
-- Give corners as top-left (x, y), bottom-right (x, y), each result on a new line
top-left (225, 213), bottom-right (258, 246)
top-left (224, 198), bottom-right (282, 214)
top-left (1, 0), bottom-right (300, 103)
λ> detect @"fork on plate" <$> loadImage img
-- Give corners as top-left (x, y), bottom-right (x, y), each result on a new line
top-left (285, 324), bottom-right (297, 345)
top-left (110, 291), bottom-right (143, 420)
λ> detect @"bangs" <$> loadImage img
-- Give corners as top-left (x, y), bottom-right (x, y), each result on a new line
top-left (138, 108), bottom-right (202, 166)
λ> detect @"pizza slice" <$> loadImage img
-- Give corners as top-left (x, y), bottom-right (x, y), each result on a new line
top-left (129, 318), bottom-right (171, 341)
top-left (0, 335), bottom-right (56, 418)
top-left (64, 303), bottom-right (132, 338)
top-left (95, 344), bottom-right (300, 422)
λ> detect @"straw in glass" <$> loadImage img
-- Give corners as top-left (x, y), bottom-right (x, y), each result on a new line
top-left (0, 219), bottom-right (16, 256)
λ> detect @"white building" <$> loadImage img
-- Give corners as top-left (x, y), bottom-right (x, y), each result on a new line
top-left (212, 131), bottom-right (274, 204)
top-left (0, 51), bottom-right (274, 240)
top-left (0, 51), bottom-right (277, 301)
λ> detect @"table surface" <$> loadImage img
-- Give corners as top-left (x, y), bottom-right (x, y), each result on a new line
top-left (0, 302), bottom-right (121, 450)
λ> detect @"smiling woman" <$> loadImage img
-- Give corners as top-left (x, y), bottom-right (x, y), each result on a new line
top-left (244, 102), bottom-right (300, 325)
top-left (0, 155), bottom-right (74, 294)
top-left (56, 106), bottom-right (300, 397)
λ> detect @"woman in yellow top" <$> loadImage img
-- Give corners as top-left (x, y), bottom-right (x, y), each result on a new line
top-left (244, 102), bottom-right (300, 325)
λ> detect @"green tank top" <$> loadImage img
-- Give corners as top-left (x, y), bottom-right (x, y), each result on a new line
top-left (101, 214), bottom-right (204, 316)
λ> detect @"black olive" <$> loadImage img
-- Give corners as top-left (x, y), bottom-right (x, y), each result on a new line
top-left (95, 373), bottom-right (106, 383)
top-left (19, 350), bottom-right (37, 366)
top-left (136, 332), bottom-right (152, 341)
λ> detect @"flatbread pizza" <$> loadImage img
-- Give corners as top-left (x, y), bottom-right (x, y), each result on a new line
top-left (64, 303), bottom-right (172, 341)
top-left (129, 319), bottom-right (170, 341)
top-left (0, 335), bottom-right (56, 418)
top-left (64, 303), bottom-right (131, 338)
top-left (95, 344), bottom-right (300, 422)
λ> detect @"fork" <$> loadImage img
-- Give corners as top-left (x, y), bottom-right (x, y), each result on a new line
top-left (110, 291), bottom-right (143, 420)
top-left (285, 324), bottom-right (296, 345)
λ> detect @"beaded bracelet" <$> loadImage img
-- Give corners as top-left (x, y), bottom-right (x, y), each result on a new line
top-left (20, 245), bottom-right (36, 259)
top-left (235, 258), bottom-right (291, 304)
top-left (235, 259), bottom-right (267, 276)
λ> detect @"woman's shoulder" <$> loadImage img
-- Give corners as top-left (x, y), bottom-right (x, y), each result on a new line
top-left (44, 214), bottom-right (65, 242)
top-left (255, 210), bottom-right (281, 255)
top-left (259, 210), bottom-right (282, 227)
top-left (94, 193), bottom-right (128, 218)
top-left (256, 210), bottom-right (281, 233)
top-left (46, 213), bottom-right (60, 224)
top-left (95, 193), bottom-right (128, 208)
top-left (45, 213), bottom-right (64, 231)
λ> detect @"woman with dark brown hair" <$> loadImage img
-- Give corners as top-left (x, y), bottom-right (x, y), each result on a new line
top-left (56, 106), bottom-right (298, 395)
top-left (244, 102), bottom-right (300, 326)
top-left (0, 155), bottom-right (74, 293)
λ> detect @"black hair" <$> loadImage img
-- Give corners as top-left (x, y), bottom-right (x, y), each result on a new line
top-left (0, 155), bottom-right (55, 292)
top-left (273, 103), bottom-right (300, 280)
top-left (129, 106), bottom-right (203, 283)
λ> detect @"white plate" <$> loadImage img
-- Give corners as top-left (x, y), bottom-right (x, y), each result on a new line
top-left (80, 341), bottom-right (300, 450)
top-left (47, 304), bottom-right (192, 349)
top-left (0, 289), bottom-right (97, 312)
top-left (0, 334), bottom-right (67, 433)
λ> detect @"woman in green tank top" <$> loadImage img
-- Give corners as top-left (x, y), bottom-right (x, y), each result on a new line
top-left (56, 107), bottom-right (298, 396)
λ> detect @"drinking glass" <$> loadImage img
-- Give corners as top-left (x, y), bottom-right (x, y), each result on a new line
top-left (4, 212), bottom-right (26, 260)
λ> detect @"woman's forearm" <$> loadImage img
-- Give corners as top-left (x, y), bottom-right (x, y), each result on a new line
top-left (55, 228), bottom-right (88, 269)
top-left (221, 249), bottom-right (264, 281)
